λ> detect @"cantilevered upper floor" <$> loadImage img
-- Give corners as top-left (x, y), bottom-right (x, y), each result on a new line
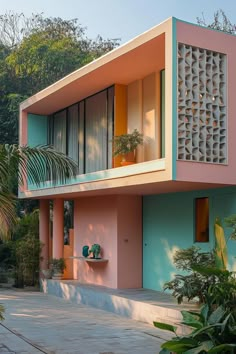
top-left (19, 17), bottom-right (236, 199)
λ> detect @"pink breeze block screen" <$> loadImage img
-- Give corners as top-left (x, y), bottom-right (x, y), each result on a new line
top-left (176, 20), bottom-right (236, 185)
top-left (177, 43), bottom-right (227, 164)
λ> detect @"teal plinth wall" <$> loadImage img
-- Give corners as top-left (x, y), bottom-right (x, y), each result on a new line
top-left (28, 114), bottom-right (48, 147)
top-left (143, 187), bottom-right (236, 291)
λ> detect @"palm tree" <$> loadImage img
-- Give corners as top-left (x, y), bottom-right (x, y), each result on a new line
top-left (0, 144), bottom-right (77, 238)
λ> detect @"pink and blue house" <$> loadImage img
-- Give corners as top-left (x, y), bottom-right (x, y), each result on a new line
top-left (19, 17), bottom-right (236, 292)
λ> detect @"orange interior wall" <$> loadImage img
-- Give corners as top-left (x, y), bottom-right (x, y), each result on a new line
top-left (113, 84), bottom-right (127, 167)
top-left (63, 229), bottom-right (74, 279)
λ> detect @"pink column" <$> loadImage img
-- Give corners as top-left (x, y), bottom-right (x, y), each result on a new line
top-left (39, 199), bottom-right (50, 270)
top-left (52, 199), bottom-right (64, 259)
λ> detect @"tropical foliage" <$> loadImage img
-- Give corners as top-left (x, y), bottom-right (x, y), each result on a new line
top-left (0, 12), bottom-right (119, 145)
top-left (0, 305), bottom-right (4, 321)
top-left (0, 144), bottom-right (77, 238)
top-left (163, 214), bottom-right (233, 304)
top-left (49, 258), bottom-right (66, 274)
top-left (155, 303), bottom-right (236, 353)
top-left (155, 268), bottom-right (236, 353)
top-left (12, 211), bottom-right (42, 287)
top-left (214, 217), bottom-right (228, 270)
top-left (0, 211), bottom-right (42, 288)
top-left (224, 214), bottom-right (236, 240)
top-left (112, 129), bottom-right (144, 157)
top-left (157, 215), bottom-right (236, 353)
top-left (163, 246), bottom-right (215, 304)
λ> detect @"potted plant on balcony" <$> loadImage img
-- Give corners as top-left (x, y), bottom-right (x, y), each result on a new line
top-left (112, 129), bottom-right (144, 166)
top-left (50, 258), bottom-right (66, 280)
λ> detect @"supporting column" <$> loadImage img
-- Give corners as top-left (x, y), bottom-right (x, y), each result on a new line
top-left (39, 199), bottom-right (50, 270)
top-left (52, 199), bottom-right (64, 259)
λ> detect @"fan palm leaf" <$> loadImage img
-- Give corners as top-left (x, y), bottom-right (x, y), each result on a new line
top-left (0, 144), bottom-right (78, 238)
top-left (0, 144), bottom-right (77, 187)
top-left (0, 190), bottom-right (16, 240)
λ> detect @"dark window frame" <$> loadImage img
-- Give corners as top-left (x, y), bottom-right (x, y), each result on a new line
top-left (194, 197), bottom-right (209, 243)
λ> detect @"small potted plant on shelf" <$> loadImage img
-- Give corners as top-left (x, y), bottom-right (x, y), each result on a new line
top-left (89, 244), bottom-right (101, 259)
top-left (50, 258), bottom-right (66, 280)
top-left (112, 129), bottom-right (144, 166)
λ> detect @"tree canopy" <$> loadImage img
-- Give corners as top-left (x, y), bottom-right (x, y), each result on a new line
top-left (0, 12), bottom-right (120, 144)
top-left (197, 9), bottom-right (236, 35)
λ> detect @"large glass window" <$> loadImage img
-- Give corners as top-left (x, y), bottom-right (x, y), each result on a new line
top-left (68, 105), bottom-right (78, 162)
top-left (53, 110), bottom-right (67, 154)
top-left (85, 90), bottom-right (108, 173)
top-left (49, 87), bottom-right (114, 175)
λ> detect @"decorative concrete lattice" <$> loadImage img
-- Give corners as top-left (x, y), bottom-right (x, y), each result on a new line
top-left (177, 43), bottom-right (227, 163)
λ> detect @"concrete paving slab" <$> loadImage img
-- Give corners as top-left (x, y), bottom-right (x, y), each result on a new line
top-left (0, 289), bottom-right (172, 354)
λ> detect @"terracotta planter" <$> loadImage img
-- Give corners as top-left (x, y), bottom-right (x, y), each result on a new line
top-left (120, 151), bottom-right (136, 166)
top-left (120, 161), bottom-right (136, 166)
top-left (52, 271), bottom-right (63, 280)
top-left (52, 267), bottom-right (64, 280)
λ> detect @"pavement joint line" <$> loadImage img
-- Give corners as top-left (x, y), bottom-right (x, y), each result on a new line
top-left (142, 331), bottom-right (168, 340)
top-left (0, 322), bottom-right (54, 354)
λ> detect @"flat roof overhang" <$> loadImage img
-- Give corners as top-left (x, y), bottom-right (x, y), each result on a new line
top-left (20, 18), bottom-right (171, 115)
top-left (19, 179), bottom-right (229, 200)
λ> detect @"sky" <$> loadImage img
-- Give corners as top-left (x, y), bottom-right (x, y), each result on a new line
top-left (0, 0), bottom-right (235, 43)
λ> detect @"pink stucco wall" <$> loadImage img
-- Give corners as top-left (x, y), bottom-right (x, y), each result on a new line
top-left (52, 199), bottom-right (64, 259)
top-left (39, 200), bottom-right (50, 270)
top-left (73, 195), bottom-right (142, 289)
top-left (176, 21), bottom-right (236, 185)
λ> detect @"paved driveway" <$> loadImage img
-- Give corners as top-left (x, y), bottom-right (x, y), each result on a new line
top-left (0, 289), bottom-right (171, 354)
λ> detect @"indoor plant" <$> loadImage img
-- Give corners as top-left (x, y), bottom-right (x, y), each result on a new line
top-left (112, 129), bottom-right (144, 166)
top-left (50, 258), bottom-right (66, 280)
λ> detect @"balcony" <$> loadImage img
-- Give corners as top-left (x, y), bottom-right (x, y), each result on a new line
top-left (19, 22), bottom-right (176, 198)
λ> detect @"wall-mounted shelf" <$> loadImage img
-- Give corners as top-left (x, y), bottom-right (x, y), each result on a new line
top-left (70, 256), bottom-right (108, 263)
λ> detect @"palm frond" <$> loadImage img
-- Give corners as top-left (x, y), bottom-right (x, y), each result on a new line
top-left (0, 144), bottom-right (78, 239)
top-left (0, 144), bottom-right (78, 187)
top-left (19, 145), bottom-right (78, 186)
top-left (0, 190), bottom-right (16, 239)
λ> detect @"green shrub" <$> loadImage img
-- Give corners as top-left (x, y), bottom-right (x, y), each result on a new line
top-left (155, 268), bottom-right (236, 353)
top-left (49, 258), bottom-right (66, 273)
top-left (164, 246), bottom-right (215, 304)
top-left (13, 232), bottom-right (42, 287)
top-left (0, 304), bottom-right (4, 321)
top-left (11, 211), bottom-right (42, 287)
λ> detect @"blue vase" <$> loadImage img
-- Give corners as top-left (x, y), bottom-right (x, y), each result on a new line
top-left (82, 245), bottom-right (89, 258)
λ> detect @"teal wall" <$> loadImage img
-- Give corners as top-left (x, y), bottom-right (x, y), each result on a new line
top-left (28, 114), bottom-right (48, 147)
top-left (143, 187), bottom-right (236, 291)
